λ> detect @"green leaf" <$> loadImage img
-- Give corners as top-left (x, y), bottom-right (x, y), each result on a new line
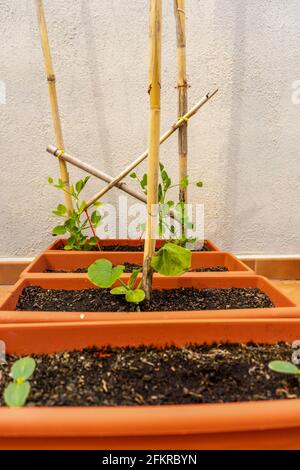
top-left (141, 174), bottom-right (148, 190)
top-left (91, 211), bottom-right (101, 227)
top-left (88, 259), bottom-right (125, 288)
top-left (48, 177), bottom-right (54, 185)
top-left (110, 286), bottom-right (128, 295)
top-left (4, 382), bottom-right (31, 408)
top-left (180, 176), bottom-right (189, 189)
top-left (11, 357), bottom-right (36, 381)
top-left (125, 289), bottom-right (145, 304)
top-left (76, 180), bottom-right (84, 194)
top-left (52, 204), bottom-right (67, 217)
top-left (52, 225), bottom-right (67, 235)
top-left (196, 181), bottom-right (203, 188)
top-left (93, 201), bottom-right (102, 208)
top-left (130, 172), bottom-right (137, 179)
top-left (151, 243), bottom-right (191, 276)
top-left (268, 361), bottom-right (299, 375)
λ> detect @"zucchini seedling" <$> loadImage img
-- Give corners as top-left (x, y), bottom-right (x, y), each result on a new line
top-left (88, 259), bottom-right (145, 306)
top-left (49, 176), bottom-right (102, 251)
top-left (4, 357), bottom-right (36, 407)
top-left (269, 361), bottom-right (300, 378)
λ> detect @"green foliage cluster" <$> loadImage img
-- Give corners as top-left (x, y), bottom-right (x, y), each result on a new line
top-left (130, 163), bottom-right (203, 245)
top-left (49, 176), bottom-right (102, 250)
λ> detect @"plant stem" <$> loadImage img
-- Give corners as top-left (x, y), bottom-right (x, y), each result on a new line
top-left (84, 209), bottom-right (101, 251)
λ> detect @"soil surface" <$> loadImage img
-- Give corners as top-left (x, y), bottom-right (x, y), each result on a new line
top-left (44, 265), bottom-right (229, 274)
top-left (44, 262), bottom-right (141, 274)
top-left (0, 343), bottom-right (298, 407)
top-left (16, 286), bottom-right (273, 312)
top-left (56, 242), bottom-right (211, 252)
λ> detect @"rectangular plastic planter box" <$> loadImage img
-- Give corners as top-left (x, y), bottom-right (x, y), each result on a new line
top-left (0, 274), bottom-right (297, 323)
top-left (45, 238), bottom-right (220, 252)
top-left (1, 318), bottom-right (300, 449)
top-left (21, 251), bottom-right (252, 278)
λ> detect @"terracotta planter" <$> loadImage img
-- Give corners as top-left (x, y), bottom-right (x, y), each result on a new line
top-left (1, 318), bottom-right (300, 449)
top-left (0, 274), bottom-right (297, 323)
top-left (45, 238), bottom-right (220, 252)
top-left (21, 251), bottom-right (252, 278)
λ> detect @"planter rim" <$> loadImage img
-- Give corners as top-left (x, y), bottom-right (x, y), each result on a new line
top-left (21, 251), bottom-right (252, 277)
top-left (1, 318), bottom-right (300, 439)
top-left (45, 238), bottom-right (220, 253)
top-left (1, 399), bottom-right (300, 438)
top-left (0, 274), bottom-right (297, 323)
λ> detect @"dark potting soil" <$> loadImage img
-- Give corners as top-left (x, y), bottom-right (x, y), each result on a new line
top-left (0, 343), bottom-right (298, 407)
top-left (16, 286), bottom-right (274, 312)
top-left (44, 262), bottom-right (141, 274)
top-left (44, 265), bottom-right (229, 274)
top-left (56, 242), bottom-right (211, 252)
top-left (100, 243), bottom-right (211, 252)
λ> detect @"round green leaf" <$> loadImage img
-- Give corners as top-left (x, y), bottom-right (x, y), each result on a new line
top-left (52, 225), bottom-right (67, 235)
top-left (88, 259), bottom-right (125, 288)
top-left (151, 243), bottom-right (191, 276)
top-left (125, 289), bottom-right (145, 304)
top-left (4, 382), bottom-right (31, 407)
top-left (268, 361), bottom-right (299, 375)
top-left (110, 286), bottom-right (128, 295)
top-left (11, 357), bottom-right (36, 381)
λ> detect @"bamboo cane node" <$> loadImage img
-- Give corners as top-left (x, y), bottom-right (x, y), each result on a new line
top-left (175, 83), bottom-right (191, 89)
top-left (47, 74), bottom-right (56, 83)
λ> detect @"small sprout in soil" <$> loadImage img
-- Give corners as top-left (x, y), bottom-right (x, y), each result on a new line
top-left (269, 361), bottom-right (300, 378)
top-left (49, 176), bottom-right (102, 251)
top-left (4, 357), bottom-right (36, 407)
top-left (88, 259), bottom-right (145, 305)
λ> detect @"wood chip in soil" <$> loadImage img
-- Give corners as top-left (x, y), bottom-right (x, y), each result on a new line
top-left (0, 343), bottom-right (298, 407)
top-left (16, 287), bottom-right (274, 312)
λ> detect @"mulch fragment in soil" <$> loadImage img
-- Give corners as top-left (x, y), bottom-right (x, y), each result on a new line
top-left (0, 343), bottom-right (298, 407)
top-left (16, 286), bottom-right (274, 312)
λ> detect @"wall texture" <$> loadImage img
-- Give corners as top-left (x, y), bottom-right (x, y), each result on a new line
top-left (0, 0), bottom-right (299, 257)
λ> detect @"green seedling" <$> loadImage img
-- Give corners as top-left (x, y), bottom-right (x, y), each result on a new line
top-left (88, 259), bottom-right (145, 305)
top-left (4, 357), bottom-right (36, 407)
top-left (49, 176), bottom-right (102, 250)
top-left (269, 361), bottom-right (300, 378)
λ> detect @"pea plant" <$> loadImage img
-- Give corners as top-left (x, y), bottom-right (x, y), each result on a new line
top-left (130, 163), bottom-right (203, 246)
top-left (48, 176), bottom-right (102, 251)
top-left (4, 357), bottom-right (36, 407)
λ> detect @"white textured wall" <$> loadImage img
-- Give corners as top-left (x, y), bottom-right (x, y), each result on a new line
top-left (0, 0), bottom-right (300, 257)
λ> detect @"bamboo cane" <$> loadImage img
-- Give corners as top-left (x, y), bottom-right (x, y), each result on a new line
top-left (142, 0), bottom-right (162, 301)
top-left (83, 89), bottom-right (218, 209)
top-left (47, 145), bottom-right (147, 203)
top-left (35, 0), bottom-right (73, 213)
top-left (174, 0), bottom-right (188, 206)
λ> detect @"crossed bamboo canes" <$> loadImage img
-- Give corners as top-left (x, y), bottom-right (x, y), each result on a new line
top-left (47, 89), bottom-right (218, 209)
